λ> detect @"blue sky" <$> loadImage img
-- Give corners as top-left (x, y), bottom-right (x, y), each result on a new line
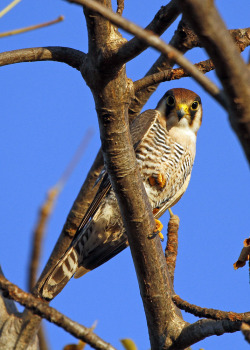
top-left (1, 1), bottom-right (249, 349)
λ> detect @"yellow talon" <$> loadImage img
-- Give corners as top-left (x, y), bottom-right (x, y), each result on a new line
top-left (153, 219), bottom-right (164, 241)
top-left (148, 173), bottom-right (166, 189)
top-left (157, 173), bottom-right (166, 188)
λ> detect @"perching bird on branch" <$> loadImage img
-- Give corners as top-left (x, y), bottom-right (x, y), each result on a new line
top-left (41, 88), bottom-right (202, 300)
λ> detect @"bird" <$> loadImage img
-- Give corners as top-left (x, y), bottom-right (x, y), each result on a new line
top-left (41, 88), bottom-right (202, 300)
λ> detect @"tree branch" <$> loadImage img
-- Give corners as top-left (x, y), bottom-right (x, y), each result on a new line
top-left (242, 323), bottom-right (250, 344)
top-left (0, 16), bottom-right (64, 38)
top-left (116, 0), bottom-right (124, 15)
top-left (178, 0), bottom-right (250, 163)
top-left (170, 318), bottom-right (242, 350)
top-left (0, 267), bottom-right (39, 350)
top-left (76, 1), bottom-right (186, 348)
top-left (134, 27), bottom-right (250, 92)
top-left (34, 149), bottom-right (103, 296)
top-left (0, 275), bottom-right (116, 350)
top-left (109, 0), bottom-right (181, 65)
top-left (165, 210), bottom-right (179, 286)
top-left (69, 0), bottom-right (226, 108)
top-left (173, 295), bottom-right (250, 322)
top-left (0, 47), bottom-right (86, 70)
top-left (128, 19), bottom-right (198, 119)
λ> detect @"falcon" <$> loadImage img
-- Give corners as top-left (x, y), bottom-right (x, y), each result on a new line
top-left (41, 88), bottom-right (202, 300)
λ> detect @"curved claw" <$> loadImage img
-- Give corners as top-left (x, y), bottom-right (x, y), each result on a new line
top-left (148, 219), bottom-right (164, 241)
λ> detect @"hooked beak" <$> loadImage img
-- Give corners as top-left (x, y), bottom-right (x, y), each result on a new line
top-left (176, 104), bottom-right (189, 120)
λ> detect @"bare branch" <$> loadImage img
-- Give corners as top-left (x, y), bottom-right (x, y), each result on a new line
top-left (28, 129), bottom-right (94, 292)
top-left (165, 210), bottom-right (179, 286)
top-left (134, 28), bottom-right (250, 92)
top-left (133, 60), bottom-right (214, 92)
top-left (0, 16), bottom-right (64, 38)
top-left (69, 0), bottom-right (226, 108)
top-left (111, 0), bottom-right (181, 65)
top-left (0, 0), bottom-right (21, 18)
top-left (37, 325), bottom-right (49, 350)
top-left (242, 323), bottom-right (250, 344)
top-left (0, 267), bottom-right (39, 350)
top-left (171, 319), bottom-right (242, 350)
top-left (233, 237), bottom-right (250, 270)
top-left (0, 275), bottom-right (116, 350)
top-left (178, 0), bottom-right (250, 163)
top-left (28, 187), bottom-right (59, 292)
top-left (116, 0), bottom-right (124, 15)
top-left (34, 149), bottom-right (103, 297)
top-left (128, 19), bottom-right (198, 119)
top-left (173, 295), bottom-right (250, 322)
top-left (0, 47), bottom-right (86, 70)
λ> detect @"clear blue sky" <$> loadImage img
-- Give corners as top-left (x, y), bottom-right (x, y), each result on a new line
top-left (1, 1), bottom-right (249, 349)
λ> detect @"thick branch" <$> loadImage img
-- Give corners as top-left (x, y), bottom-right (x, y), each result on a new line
top-left (74, 2), bottom-right (186, 348)
top-left (178, 0), bottom-right (250, 163)
top-left (170, 319), bottom-right (242, 350)
top-left (0, 275), bottom-right (116, 350)
top-left (0, 47), bottom-right (86, 70)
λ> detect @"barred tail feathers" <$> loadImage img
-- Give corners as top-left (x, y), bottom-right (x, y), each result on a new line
top-left (41, 247), bottom-right (79, 300)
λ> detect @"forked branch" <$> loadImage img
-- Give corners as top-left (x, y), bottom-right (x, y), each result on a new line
top-left (0, 275), bottom-right (116, 350)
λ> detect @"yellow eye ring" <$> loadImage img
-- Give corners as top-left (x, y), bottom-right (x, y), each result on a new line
top-left (166, 95), bottom-right (175, 107)
top-left (191, 101), bottom-right (199, 111)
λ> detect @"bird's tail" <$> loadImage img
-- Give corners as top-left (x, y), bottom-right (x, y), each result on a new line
top-left (40, 247), bottom-right (79, 300)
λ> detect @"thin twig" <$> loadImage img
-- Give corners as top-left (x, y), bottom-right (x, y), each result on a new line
top-left (173, 295), bottom-right (250, 322)
top-left (242, 323), bottom-right (250, 344)
top-left (28, 187), bottom-right (58, 292)
top-left (0, 275), bottom-right (116, 350)
top-left (134, 59), bottom-right (215, 92)
top-left (28, 128), bottom-right (94, 291)
top-left (112, 0), bottom-right (180, 65)
top-left (0, 0), bottom-right (21, 18)
top-left (116, 0), bottom-right (124, 15)
top-left (68, 0), bottom-right (227, 108)
top-left (0, 16), bottom-right (64, 38)
top-left (165, 209), bottom-right (179, 286)
top-left (38, 324), bottom-right (49, 350)
top-left (134, 26), bottom-right (250, 92)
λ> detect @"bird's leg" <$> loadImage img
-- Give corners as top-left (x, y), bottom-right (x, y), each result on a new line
top-left (148, 173), bottom-right (166, 189)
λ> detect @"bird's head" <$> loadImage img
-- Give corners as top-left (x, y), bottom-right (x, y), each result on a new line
top-left (156, 88), bottom-right (202, 136)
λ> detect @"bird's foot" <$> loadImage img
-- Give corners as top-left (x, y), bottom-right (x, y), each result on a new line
top-left (148, 219), bottom-right (164, 241)
top-left (149, 173), bottom-right (166, 189)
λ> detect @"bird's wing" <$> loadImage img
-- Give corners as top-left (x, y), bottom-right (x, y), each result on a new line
top-left (130, 109), bottom-right (159, 149)
top-left (41, 109), bottom-right (159, 299)
top-left (74, 109), bottom-right (158, 237)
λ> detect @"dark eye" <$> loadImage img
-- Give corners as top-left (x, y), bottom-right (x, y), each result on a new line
top-left (191, 101), bottom-right (199, 111)
top-left (166, 95), bottom-right (175, 107)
